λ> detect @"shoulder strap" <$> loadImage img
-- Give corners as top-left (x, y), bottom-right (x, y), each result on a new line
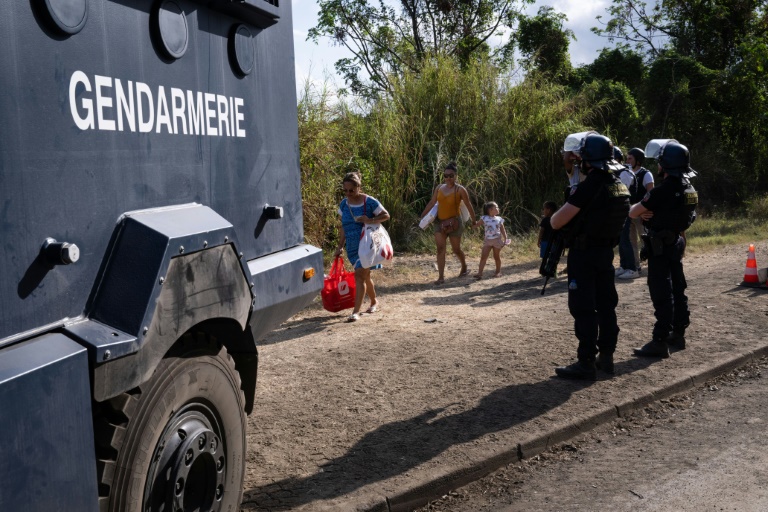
top-left (346, 194), bottom-right (368, 221)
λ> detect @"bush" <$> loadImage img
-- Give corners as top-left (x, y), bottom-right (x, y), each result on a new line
top-left (747, 195), bottom-right (768, 222)
top-left (299, 56), bottom-right (603, 256)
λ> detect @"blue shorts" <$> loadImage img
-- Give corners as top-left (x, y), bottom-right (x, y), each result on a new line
top-left (540, 241), bottom-right (549, 259)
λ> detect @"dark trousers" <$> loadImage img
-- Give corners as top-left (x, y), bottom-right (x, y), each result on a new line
top-left (567, 247), bottom-right (620, 361)
top-left (618, 218), bottom-right (637, 271)
top-left (647, 236), bottom-right (689, 340)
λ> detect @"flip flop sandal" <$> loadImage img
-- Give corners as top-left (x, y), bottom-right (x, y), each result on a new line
top-left (365, 305), bottom-right (379, 314)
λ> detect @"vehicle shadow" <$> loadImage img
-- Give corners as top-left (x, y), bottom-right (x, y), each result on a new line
top-left (258, 312), bottom-right (338, 346)
top-left (241, 357), bottom-right (655, 510)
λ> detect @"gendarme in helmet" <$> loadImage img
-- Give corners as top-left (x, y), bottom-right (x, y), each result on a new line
top-left (613, 146), bottom-right (624, 163)
top-left (579, 133), bottom-right (624, 172)
top-left (627, 147), bottom-right (645, 165)
top-left (658, 140), bottom-right (697, 178)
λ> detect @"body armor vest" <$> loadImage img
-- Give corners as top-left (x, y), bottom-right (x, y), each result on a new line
top-left (569, 172), bottom-right (630, 245)
top-left (647, 178), bottom-right (698, 234)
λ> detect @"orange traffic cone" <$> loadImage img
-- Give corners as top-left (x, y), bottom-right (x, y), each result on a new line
top-left (742, 244), bottom-right (760, 286)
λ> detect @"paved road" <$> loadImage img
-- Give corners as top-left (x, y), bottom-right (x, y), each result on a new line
top-left (421, 358), bottom-right (768, 511)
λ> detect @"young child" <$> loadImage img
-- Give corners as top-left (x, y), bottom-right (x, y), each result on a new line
top-left (473, 201), bottom-right (508, 279)
top-left (538, 201), bottom-right (558, 260)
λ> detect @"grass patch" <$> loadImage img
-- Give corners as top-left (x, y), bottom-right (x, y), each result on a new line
top-left (686, 197), bottom-right (768, 252)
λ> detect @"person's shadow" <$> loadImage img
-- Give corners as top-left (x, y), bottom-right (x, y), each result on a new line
top-left (242, 356), bottom-right (657, 510)
top-left (243, 377), bottom-right (591, 510)
top-left (421, 274), bottom-right (567, 308)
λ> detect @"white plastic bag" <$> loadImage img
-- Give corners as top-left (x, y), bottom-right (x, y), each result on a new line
top-left (459, 200), bottom-right (470, 224)
top-left (358, 224), bottom-right (394, 268)
top-left (419, 203), bottom-right (438, 230)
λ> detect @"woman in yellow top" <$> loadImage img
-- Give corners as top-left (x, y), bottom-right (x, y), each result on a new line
top-left (420, 162), bottom-right (476, 284)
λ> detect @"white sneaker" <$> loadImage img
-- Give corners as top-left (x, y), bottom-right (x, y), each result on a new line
top-left (617, 269), bottom-right (640, 279)
top-left (615, 267), bottom-right (626, 276)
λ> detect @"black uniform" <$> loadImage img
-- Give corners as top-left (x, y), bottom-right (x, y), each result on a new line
top-left (564, 169), bottom-right (630, 362)
top-left (639, 176), bottom-right (698, 340)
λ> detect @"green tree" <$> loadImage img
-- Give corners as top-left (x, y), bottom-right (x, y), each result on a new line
top-left (516, 6), bottom-right (573, 80)
top-left (593, 0), bottom-right (768, 204)
top-left (718, 33), bottom-right (768, 191)
top-left (593, 0), bottom-right (766, 68)
top-left (585, 47), bottom-right (646, 97)
top-left (584, 79), bottom-right (641, 145)
top-left (308, 0), bottom-right (534, 97)
top-left (640, 52), bottom-right (718, 139)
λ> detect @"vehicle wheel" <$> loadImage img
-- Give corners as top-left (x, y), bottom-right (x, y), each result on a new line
top-left (95, 333), bottom-right (246, 512)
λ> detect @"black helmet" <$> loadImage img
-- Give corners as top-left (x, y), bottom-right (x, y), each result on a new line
top-left (613, 146), bottom-right (624, 163)
top-left (627, 147), bottom-right (645, 165)
top-left (579, 133), bottom-right (621, 171)
top-left (658, 141), bottom-right (696, 178)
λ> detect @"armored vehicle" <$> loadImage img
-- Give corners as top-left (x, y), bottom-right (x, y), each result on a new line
top-left (0, 1), bottom-right (322, 510)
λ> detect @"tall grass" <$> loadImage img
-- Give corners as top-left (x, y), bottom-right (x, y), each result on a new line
top-left (686, 196), bottom-right (768, 252)
top-left (299, 56), bottom-right (606, 256)
top-left (297, 81), bottom-right (355, 251)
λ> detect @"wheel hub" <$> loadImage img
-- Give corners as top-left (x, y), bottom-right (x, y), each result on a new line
top-left (145, 410), bottom-right (226, 512)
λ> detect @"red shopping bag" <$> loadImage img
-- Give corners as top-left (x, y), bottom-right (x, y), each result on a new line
top-left (321, 256), bottom-right (356, 312)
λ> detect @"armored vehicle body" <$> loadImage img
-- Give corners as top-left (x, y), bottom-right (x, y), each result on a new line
top-left (0, 1), bottom-right (322, 510)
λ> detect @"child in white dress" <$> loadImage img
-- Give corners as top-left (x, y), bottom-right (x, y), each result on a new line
top-left (473, 202), bottom-right (508, 279)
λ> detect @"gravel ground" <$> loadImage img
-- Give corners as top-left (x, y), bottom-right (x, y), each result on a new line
top-left (239, 242), bottom-right (768, 511)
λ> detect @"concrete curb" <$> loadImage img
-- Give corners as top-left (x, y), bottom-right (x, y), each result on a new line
top-left (360, 348), bottom-right (768, 512)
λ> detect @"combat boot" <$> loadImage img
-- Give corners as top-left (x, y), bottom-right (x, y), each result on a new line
top-left (596, 352), bottom-right (614, 374)
top-left (555, 360), bottom-right (597, 381)
top-left (667, 330), bottom-right (686, 350)
top-left (633, 339), bottom-right (670, 358)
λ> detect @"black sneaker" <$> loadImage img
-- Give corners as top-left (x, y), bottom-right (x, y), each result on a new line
top-left (633, 339), bottom-right (670, 358)
top-left (555, 360), bottom-right (597, 381)
top-left (596, 353), bottom-right (614, 374)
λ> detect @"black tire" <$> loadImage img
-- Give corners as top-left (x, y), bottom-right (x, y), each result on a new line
top-left (95, 333), bottom-right (246, 512)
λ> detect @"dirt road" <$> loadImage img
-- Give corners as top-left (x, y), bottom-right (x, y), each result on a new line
top-left (240, 243), bottom-right (768, 511)
top-left (419, 357), bottom-right (768, 511)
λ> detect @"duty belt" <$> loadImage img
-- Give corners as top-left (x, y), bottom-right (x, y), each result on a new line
top-left (647, 229), bottom-right (680, 245)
